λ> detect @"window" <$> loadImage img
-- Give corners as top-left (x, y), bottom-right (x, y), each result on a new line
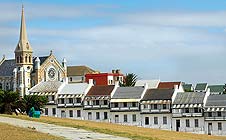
top-left (104, 112), bottom-right (108, 119)
top-left (132, 114), bottom-right (136, 122)
top-left (50, 95), bottom-right (54, 101)
top-left (60, 99), bottom-right (65, 104)
top-left (114, 103), bottom-right (118, 107)
top-left (163, 104), bottom-right (167, 109)
top-left (69, 98), bottom-right (73, 104)
top-left (154, 117), bottom-right (158, 125)
top-left (29, 56), bottom-right (31, 63)
top-left (77, 110), bottom-right (81, 117)
top-left (88, 112), bottom-right (92, 120)
top-left (186, 119), bottom-right (190, 127)
top-left (0, 83), bottom-right (2, 89)
top-left (124, 115), bottom-right (128, 122)
top-left (218, 122), bottom-right (222, 130)
top-left (163, 116), bottom-right (167, 124)
top-left (45, 108), bottom-right (48, 115)
top-left (70, 77), bottom-right (72, 82)
top-left (145, 117), bottom-right (149, 125)
top-left (69, 110), bottom-right (73, 117)
top-left (132, 102), bottom-right (136, 107)
top-left (143, 104), bottom-right (148, 109)
top-left (217, 112), bottom-right (222, 117)
top-left (52, 108), bottom-right (56, 115)
top-left (185, 108), bottom-right (189, 113)
top-left (76, 98), bottom-right (81, 103)
top-left (96, 100), bottom-right (100, 105)
top-left (25, 56), bottom-right (28, 63)
top-left (208, 112), bottom-right (212, 117)
top-left (96, 112), bottom-right (100, 120)
top-left (153, 104), bottom-right (158, 109)
top-left (123, 102), bottom-right (127, 107)
top-left (194, 119), bottom-right (199, 127)
top-left (103, 100), bottom-right (108, 105)
top-left (194, 108), bottom-right (199, 113)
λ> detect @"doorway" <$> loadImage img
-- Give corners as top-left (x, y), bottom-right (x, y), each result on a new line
top-left (208, 123), bottom-right (212, 135)
top-left (176, 120), bottom-right (180, 131)
top-left (115, 115), bottom-right (119, 123)
top-left (61, 110), bottom-right (66, 118)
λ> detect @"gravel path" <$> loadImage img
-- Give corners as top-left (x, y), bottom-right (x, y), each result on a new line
top-left (0, 116), bottom-right (130, 140)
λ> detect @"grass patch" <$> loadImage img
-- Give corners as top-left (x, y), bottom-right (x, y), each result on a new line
top-left (1, 114), bottom-right (226, 140)
top-left (0, 122), bottom-right (65, 140)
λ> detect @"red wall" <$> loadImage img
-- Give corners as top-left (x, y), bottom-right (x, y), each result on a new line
top-left (85, 74), bottom-right (108, 85)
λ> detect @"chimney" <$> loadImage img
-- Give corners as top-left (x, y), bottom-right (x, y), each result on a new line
top-left (112, 70), bottom-right (116, 73)
top-left (174, 85), bottom-right (178, 90)
top-left (116, 69), bottom-right (121, 74)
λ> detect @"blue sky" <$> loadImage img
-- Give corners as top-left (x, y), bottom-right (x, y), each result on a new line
top-left (1, 0), bottom-right (226, 84)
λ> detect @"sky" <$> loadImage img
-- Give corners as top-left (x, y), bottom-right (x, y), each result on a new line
top-left (1, 0), bottom-right (226, 84)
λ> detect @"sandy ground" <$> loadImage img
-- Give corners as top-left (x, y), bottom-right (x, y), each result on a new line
top-left (0, 116), bottom-right (130, 140)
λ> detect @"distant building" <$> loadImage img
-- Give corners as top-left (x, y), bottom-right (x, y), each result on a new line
top-left (67, 66), bottom-right (98, 83)
top-left (85, 69), bottom-right (124, 85)
top-left (195, 83), bottom-right (208, 92)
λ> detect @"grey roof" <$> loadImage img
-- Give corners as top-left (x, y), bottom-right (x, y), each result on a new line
top-left (142, 89), bottom-right (174, 101)
top-left (112, 86), bottom-right (145, 99)
top-left (29, 81), bottom-right (63, 93)
top-left (205, 94), bottom-right (226, 107)
top-left (32, 56), bottom-right (48, 73)
top-left (195, 83), bottom-right (207, 91)
top-left (0, 59), bottom-right (16, 77)
top-left (208, 85), bottom-right (224, 93)
top-left (59, 83), bottom-right (89, 95)
top-left (173, 92), bottom-right (205, 104)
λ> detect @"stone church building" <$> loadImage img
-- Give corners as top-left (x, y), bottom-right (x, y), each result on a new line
top-left (0, 6), bottom-right (67, 96)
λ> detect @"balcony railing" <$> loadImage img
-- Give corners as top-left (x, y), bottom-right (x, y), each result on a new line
top-left (141, 109), bottom-right (170, 113)
top-left (111, 106), bottom-right (139, 111)
top-left (205, 116), bottom-right (226, 120)
top-left (84, 104), bottom-right (109, 109)
top-left (57, 103), bottom-right (82, 107)
top-left (173, 112), bottom-right (203, 117)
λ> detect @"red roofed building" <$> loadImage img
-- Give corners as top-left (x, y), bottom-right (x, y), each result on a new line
top-left (85, 69), bottom-right (124, 86)
top-left (158, 82), bottom-right (184, 91)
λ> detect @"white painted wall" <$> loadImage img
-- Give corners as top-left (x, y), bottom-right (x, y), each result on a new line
top-left (110, 112), bottom-right (141, 126)
top-left (204, 121), bottom-right (226, 135)
top-left (83, 109), bottom-right (110, 122)
top-left (57, 107), bottom-right (83, 120)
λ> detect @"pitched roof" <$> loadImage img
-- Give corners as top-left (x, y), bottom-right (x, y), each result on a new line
top-left (135, 80), bottom-right (160, 89)
top-left (67, 65), bottom-right (98, 76)
top-left (142, 89), bottom-right (174, 101)
top-left (173, 92), bottom-right (205, 104)
top-left (208, 85), bottom-right (224, 93)
top-left (205, 94), bottom-right (226, 107)
top-left (195, 83), bottom-right (208, 91)
top-left (32, 56), bottom-right (48, 67)
top-left (158, 82), bottom-right (181, 89)
top-left (29, 81), bottom-right (63, 93)
top-left (112, 86), bottom-right (145, 99)
top-left (86, 85), bottom-right (115, 96)
top-left (0, 59), bottom-right (16, 77)
top-left (59, 83), bottom-right (89, 95)
top-left (183, 84), bottom-right (193, 91)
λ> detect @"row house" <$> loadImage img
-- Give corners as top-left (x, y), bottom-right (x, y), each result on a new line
top-left (204, 94), bottom-right (226, 135)
top-left (83, 85), bottom-right (117, 122)
top-left (172, 91), bottom-right (210, 134)
top-left (29, 81), bottom-right (63, 117)
top-left (110, 85), bottom-right (148, 126)
top-left (57, 82), bottom-right (93, 119)
top-left (140, 89), bottom-right (175, 130)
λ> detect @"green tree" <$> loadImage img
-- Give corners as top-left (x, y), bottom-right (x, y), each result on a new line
top-left (0, 90), bottom-right (20, 115)
top-left (22, 95), bottom-right (48, 114)
top-left (120, 73), bottom-right (138, 87)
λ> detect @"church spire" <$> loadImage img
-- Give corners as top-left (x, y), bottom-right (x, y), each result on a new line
top-left (15, 5), bottom-right (32, 53)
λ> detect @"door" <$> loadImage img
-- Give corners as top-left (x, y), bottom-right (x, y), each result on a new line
top-left (115, 115), bottom-right (119, 123)
top-left (208, 123), bottom-right (212, 135)
top-left (61, 110), bottom-right (66, 118)
top-left (176, 120), bottom-right (180, 131)
top-left (88, 112), bottom-right (92, 120)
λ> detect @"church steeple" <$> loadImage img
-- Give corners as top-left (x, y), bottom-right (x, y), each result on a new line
top-left (15, 5), bottom-right (33, 65)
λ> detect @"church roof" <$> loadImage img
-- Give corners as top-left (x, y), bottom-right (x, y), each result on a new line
top-left (0, 59), bottom-right (16, 77)
top-left (67, 65), bottom-right (98, 76)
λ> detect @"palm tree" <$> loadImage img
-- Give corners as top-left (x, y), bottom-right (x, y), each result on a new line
top-left (0, 90), bottom-right (20, 115)
top-left (120, 73), bottom-right (138, 87)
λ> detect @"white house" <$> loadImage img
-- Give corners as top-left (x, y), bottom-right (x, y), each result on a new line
top-left (140, 88), bottom-right (175, 130)
top-left (172, 91), bottom-right (210, 134)
top-left (57, 81), bottom-right (93, 119)
top-left (110, 85), bottom-right (148, 126)
top-left (204, 94), bottom-right (226, 135)
top-left (83, 85), bottom-right (117, 122)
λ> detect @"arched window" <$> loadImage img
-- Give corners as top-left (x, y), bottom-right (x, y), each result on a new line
top-left (25, 55), bottom-right (28, 63)
top-left (29, 56), bottom-right (31, 63)
top-left (17, 56), bottom-right (19, 63)
top-left (20, 56), bottom-right (23, 63)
